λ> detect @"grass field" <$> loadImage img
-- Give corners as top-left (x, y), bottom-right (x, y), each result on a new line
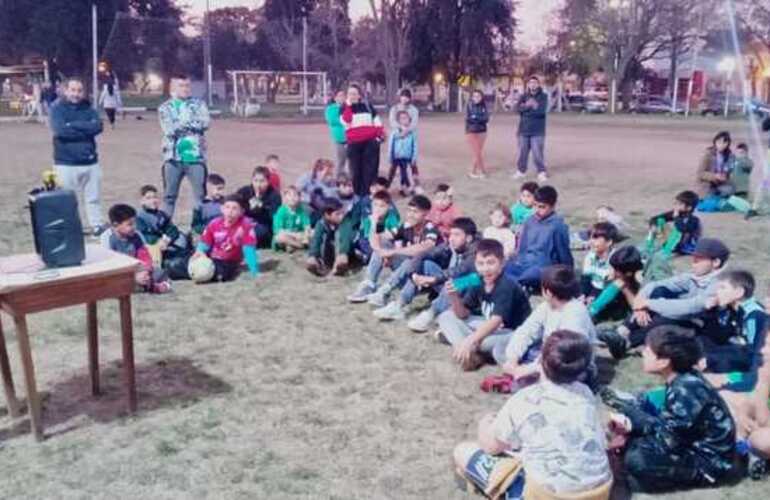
top-left (0, 112), bottom-right (768, 499)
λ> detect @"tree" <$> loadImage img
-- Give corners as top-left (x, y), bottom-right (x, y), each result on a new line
top-left (364, 0), bottom-right (415, 104)
top-left (308, 0), bottom-right (353, 89)
top-left (410, 0), bottom-right (515, 111)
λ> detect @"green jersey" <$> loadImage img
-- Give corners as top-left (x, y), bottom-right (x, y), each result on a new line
top-left (510, 201), bottom-right (535, 227)
top-left (272, 204), bottom-right (311, 248)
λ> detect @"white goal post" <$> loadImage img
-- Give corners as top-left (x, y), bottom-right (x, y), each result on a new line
top-left (227, 70), bottom-right (328, 116)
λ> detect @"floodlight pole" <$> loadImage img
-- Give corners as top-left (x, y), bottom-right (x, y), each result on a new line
top-left (92, 2), bottom-right (98, 109)
top-left (204, 0), bottom-right (213, 106)
top-left (302, 15), bottom-right (309, 115)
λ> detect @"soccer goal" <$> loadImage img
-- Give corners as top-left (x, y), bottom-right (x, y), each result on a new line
top-left (227, 70), bottom-right (328, 117)
top-left (0, 63), bottom-right (48, 122)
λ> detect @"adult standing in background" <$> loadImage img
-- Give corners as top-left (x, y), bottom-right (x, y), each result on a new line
top-left (49, 77), bottom-right (105, 234)
top-left (514, 76), bottom-right (549, 183)
top-left (158, 74), bottom-right (210, 221)
top-left (465, 89), bottom-right (490, 179)
top-left (98, 80), bottom-right (122, 130)
top-left (388, 88), bottom-right (422, 192)
top-left (325, 90), bottom-right (348, 177)
top-left (341, 83), bottom-right (384, 196)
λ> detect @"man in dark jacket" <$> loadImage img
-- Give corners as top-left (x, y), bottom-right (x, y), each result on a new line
top-left (504, 186), bottom-right (573, 289)
top-left (49, 77), bottom-right (105, 233)
top-left (514, 76), bottom-right (549, 182)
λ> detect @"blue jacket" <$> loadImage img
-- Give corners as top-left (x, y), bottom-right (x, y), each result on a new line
top-left (517, 89), bottom-right (548, 137)
top-left (388, 129), bottom-right (418, 163)
top-left (49, 99), bottom-right (103, 166)
top-left (512, 211), bottom-right (573, 270)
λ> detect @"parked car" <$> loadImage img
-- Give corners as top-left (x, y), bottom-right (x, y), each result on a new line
top-left (748, 98), bottom-right (770, 119)
top-left (699, 93), bottom-right (744, 116)
top-left (565, 94), bottom-right (586, 112)
top-left (629, 96), bottom-right (684, 114)
top-left (584, 97), bottom-right (608, 113)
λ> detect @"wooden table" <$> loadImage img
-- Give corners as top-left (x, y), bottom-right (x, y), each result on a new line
top-left (0, 245), bottom-right (140, 441)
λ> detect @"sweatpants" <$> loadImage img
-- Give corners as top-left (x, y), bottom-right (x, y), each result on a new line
top-left (516, 134), bottom-right (546, 174)
top-left (347, 139), bottom-right (380, 197)
top-left (334, 142), bottom-right (348, 177)
top-left (162, 161), bottom-right (207, 220)
top-left (624, 436), bottom-right (714, 493)
top-left (437, 312), bottom-right (512, 363)
top-left (54, 164), bottom-right (103, 227)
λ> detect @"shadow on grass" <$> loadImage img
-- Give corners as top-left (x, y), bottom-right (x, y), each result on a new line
top-left (0, 357), bottom-right (232, 442)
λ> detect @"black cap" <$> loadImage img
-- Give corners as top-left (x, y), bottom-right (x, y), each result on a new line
top-left (692, 238), bottom-right (730, 262)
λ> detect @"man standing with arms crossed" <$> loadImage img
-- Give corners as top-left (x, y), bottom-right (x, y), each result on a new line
top-left (159, 74), bottom-right (211, 222)
top-left (514, 76), bottom-right (549, 183)
top-left (49, 77), bottom-right (105, 234)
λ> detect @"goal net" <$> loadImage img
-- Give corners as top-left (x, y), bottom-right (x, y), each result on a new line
top-left (0, 64), bottom-right (48, 121)
top-left (228, 70), bottom-right (328, 116)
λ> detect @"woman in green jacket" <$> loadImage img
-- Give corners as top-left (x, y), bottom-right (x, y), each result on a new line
top-left (325, 90), bottom-right (347, 177)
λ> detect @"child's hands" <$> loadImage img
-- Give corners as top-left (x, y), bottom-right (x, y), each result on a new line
top-left (135, 270), bottom-right (151, 286)
top-left (608, 412), bottom-right (632, 434)
top-left (704, 295), bottom-right (719, 310)
top-left (445, 280), bottom-right (458, 295)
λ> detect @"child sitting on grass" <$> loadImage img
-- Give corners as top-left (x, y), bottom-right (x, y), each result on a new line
top-left (237, 166), bottom-right (282, 248)
top-left (607, 326), bottom-right (736, 494)
top-left (492, 265), bottom-right (596, 389)
top-left (580, 222), bottom-right (617, 302)
top-left (334, 174), bottom-right (359, 214)
top-left (192, 194), bottom-right (259, 282)
top-left (589, 245), bottom-right (643, 323)
top-left (354, 190), bottom-right (401, 263)
top-left (647, 190), bottom-right (702, 257)
top-left (427, 183), bottom-right (462, 240)
top-left (600, 238), bottom-right (730, 359)
top-left (483, 203), bottom-right (516, 259)
top-left (699, 270), bottom-right (767, 393)
top-left (503, 185), bottom-right (573, 290)
top-left (348, 194), bottom-right (440, 305)
top-left (373, 217), bottom-right (478, 322)
top-left (437, 239), bottom-right (531, 371)
top-left (297, 158), bottom-right (338, 223)
top-left (272, 185), bottom-right (311, 251)
top-left (103, 204), bottom-right (172, 294)
top-left (453, 330), bottom-right (612, 500)
top-left (191, 173), bottom-right (226, 236)
top-left (264, 154), bottom-right (283, 192)
top-left (509, 181), bottom-right (538, 230)
top-left (306, 198), bottom-right (347, 276)
top-left (136, 184), bottom-right (184, 266)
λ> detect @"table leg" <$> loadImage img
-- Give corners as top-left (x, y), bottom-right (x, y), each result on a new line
top-left (119, 295), bottom-right (137, 413)
top-left (87, 302), bottom-right (100, 396)
top-left (14, 315), bottom-right (43, 441)
top-left (0, 313), bottom-right (22, 418)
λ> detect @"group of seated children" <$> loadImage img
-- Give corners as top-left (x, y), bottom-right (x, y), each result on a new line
top-left (97, 148), bottom-right (770, 493)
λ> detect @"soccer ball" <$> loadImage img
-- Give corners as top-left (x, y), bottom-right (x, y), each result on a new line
top-left (188, 256), bottom-right (215, 284)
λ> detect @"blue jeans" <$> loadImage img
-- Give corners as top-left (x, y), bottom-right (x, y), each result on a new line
top-left (366, 247), bottom-right (409, 286)
top-left (399, 260), bottom-right (444, 304)
top-left (517, 134), bottom-right (546, 174)
top-left (503, 259), bottom-right (542, 289)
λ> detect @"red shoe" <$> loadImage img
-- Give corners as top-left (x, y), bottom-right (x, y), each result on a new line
top-left (480, 373), bottom-right (515, 394)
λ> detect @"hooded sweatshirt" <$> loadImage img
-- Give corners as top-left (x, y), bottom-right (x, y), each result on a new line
top-left (517, 88), bottom-right (548, 137)
top-left (640, 268), bottom-right (724, 319)
top-left (512, 211), bottom-right (573, 270)
top-left (49, 98), bottom-right (103, 166)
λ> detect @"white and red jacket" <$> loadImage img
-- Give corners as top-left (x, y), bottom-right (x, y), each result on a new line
top-left (341, 102), bottom-right (384, 144)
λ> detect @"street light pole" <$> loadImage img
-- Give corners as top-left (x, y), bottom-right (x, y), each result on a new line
top-left (92, 2), bottom-right (98, 108)
top-left (302, 14), bottom-right (308, 115)
top-left (203, 0), bottom-right (213, 106)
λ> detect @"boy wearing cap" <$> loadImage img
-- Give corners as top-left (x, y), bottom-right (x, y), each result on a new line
top-left (600, 238), bottom-right (730, 359)
top-left (503, 185), bottom-right (573, 290)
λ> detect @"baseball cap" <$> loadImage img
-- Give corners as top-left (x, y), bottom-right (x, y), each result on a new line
top-left (692, 238), bottom-right (730, 262)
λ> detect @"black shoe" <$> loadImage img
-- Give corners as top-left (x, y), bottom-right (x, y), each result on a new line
top-left (598, 328), bottom-right (628, 360)
top-left (749, 453), bottom-right (769, 480)
top-left (598, 386), bottom-right (637, 411)
top-left (745, 209), bottom-right (759, 221)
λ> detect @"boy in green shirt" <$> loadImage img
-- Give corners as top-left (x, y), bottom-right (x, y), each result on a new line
top-left (273, 185), bottom-right (312, 251)
top-left (510, 181), bottom-right (538, 230)
top-left (306, 198), bottom-right (346, 276)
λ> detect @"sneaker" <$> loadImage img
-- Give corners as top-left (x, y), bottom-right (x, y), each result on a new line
top-left (373, 301), bottom-right (406, 321)
top-left (512, 171), bottom-right (526, 180)
top-left (408, 309), bottom-right (436, 333)
top-left (749, 453), bottom-right (769, 480)
top-left (152, 281), bottom-right (173, 294)
top-left (745, 209), bottom-right (759, 221)
top-left (537, 172), bottom-right (549, 183)
top-left (413, 185), bottom-right (426, 196)
top-left (366, 286), bottom-right (390, 307)
top-left (347, 280), bottom-right (375, 303)
top-left (433, 329), bottom-right (450, 345)
top-left (597, 327), bottom-right (629, 360)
